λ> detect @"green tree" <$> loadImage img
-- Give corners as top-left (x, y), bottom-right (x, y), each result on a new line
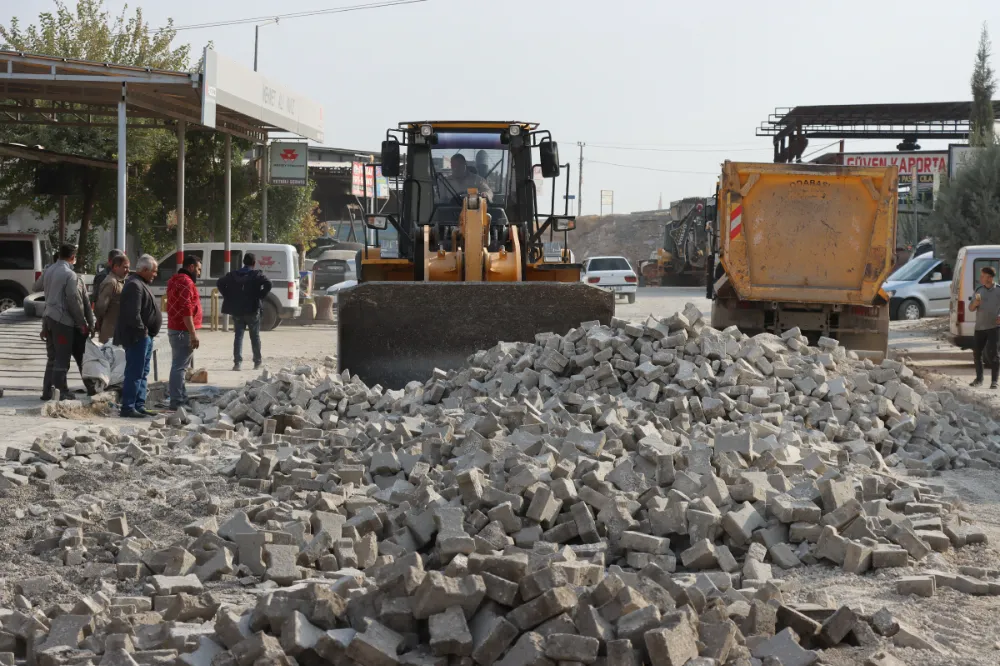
top-left (928, 144), bottom-right (1000, 262)
top-left (0, 0), bottom-right (189, 271)
top-left (971, 22), bottom-right (997, 147)
top-left (136, 134), bottom-right (318, 260)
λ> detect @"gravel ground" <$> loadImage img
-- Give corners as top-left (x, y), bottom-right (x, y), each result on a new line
top-left (2, 289), bottom-right (999, 665)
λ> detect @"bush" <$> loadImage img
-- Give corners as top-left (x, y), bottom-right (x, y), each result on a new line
top-left (928, 144), bottom-right (1000, 263)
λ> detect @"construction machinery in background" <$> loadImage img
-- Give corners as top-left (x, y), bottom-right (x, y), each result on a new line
top-left (708, 161), bottom-right (898, 358)
top-left (337, 121), bottom-right (614, 388)
top-left (639, 196), bottom-right (716, 287)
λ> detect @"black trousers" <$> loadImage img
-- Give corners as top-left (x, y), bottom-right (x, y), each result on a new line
top-left (973, 328), bottom-right (999, 382)
top-left (42, 319), bottom-right (86, 397)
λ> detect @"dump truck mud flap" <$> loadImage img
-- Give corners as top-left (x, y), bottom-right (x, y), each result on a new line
top-left (337, 282), bottom-right (615, 389)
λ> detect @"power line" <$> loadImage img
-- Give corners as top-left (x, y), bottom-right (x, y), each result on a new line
top-left (162, 0), bottom-right (428, 32)
top-left (574, 140), bottom-right (764, 149)
top-left (587, 144), bottom-right (770, 154)
top-left (587, 159), bottom-right (719, 176)
top-left (801, 140), bottom-right (841, 160)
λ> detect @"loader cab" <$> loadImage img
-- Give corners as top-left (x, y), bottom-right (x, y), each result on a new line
top-left (369, 121), bottom-right (578, 279)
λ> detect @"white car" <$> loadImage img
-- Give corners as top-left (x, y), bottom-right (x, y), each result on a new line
top-left (0, 232), bottom-right (53, 312)
top-left (581, 256), bottom-right (638, 304)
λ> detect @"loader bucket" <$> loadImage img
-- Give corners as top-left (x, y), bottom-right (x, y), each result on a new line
top-left (337, 282), bottom-right (615, 389)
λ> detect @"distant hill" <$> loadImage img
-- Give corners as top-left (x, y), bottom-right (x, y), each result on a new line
top-left (570, 211), bottom-right (670, 268)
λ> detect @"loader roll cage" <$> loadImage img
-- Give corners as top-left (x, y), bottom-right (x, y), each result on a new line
top-left (361, 122), bottom-right (578, 268)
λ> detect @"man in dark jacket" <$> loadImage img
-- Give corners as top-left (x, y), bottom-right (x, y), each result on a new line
top-left (114, 254), bottom-right (162, 418)
top-left (41, 243), bottom-right (94, 400)
top-left (217, 253), bottom-right (272, 371)
top-left (92, 249), bottom-right (125, 303)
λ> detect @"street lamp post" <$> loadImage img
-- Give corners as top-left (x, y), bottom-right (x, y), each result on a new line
top-left (254, 20), bottom-right (278, 242)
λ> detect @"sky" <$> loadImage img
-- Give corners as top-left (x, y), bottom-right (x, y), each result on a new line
top-left (3, 0), bottom-right (1000, 214)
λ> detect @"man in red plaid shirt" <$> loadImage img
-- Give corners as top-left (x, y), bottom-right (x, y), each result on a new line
top-left (166, 254), bottom-right (203, 409)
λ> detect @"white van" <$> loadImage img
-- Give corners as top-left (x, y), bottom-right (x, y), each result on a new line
top-left (151, 243), bottom-right (301, 331)
top-left (949, 245), bottom-right (1000, 348)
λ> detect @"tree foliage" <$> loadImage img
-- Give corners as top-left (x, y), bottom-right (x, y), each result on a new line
top-left (0, 1), bottom-right (190, 271)
top-left (0, 2), bottom-right (318, 272)
top-left (971, 22), bottom-right (997, 147)
top-left (928, 144), bottom-right (1000, 262)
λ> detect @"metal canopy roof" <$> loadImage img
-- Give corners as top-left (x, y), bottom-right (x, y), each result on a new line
top-left (0, 49), bottom-right (315, 142)
top-left (758, 101), bottom-right (1000, 141)
top-left (0, 142), bottom-right (116, 169)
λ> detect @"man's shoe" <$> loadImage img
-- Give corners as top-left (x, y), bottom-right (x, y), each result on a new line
top-left (40, 393), bottom-right (52, 401)
top-left (120, 409), bottom-right (146, 419)
top-left (254, 361), bottom-right (262, 370)
top-left (233, 363), bottom-right (241, 371)
top-left (137, 407), bottom-right (159, 417)
top-left (991, 382), bottom-right (998, 390)
top-left (971, 378), bottom-right (984, 387)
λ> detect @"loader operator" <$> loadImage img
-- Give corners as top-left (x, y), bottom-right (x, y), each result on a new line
top-left (438, 154), bottom-right (493, 204)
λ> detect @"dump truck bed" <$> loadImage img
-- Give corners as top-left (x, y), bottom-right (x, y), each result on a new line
top-left (717, 161), bottom-right (898, 305)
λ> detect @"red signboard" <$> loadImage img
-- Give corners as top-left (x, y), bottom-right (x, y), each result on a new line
top-left (351, 162), bottom-right (376, 197)
top-left (842, 152), bottom-right (948, 175)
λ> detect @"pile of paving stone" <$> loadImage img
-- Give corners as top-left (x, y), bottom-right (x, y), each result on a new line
top-left (1, 303), bottom-right (997, 665)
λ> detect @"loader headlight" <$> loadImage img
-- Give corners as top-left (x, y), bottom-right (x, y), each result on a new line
top-left (508, 124), bottom-right (521, 136)
top-left (420, 124), bottom-right (433, 137)
top-left (467, 193), bottom-right (480, 209)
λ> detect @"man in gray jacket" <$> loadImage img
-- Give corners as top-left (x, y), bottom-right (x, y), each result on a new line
top-left (41, 243), bottom-right (95, 400)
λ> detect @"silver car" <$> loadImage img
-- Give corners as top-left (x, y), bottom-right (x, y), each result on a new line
top-left (884, 256), bottom-right (952, 320)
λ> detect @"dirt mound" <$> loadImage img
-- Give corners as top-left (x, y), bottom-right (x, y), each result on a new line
top-left (572, 212), bottom-right (668, 268)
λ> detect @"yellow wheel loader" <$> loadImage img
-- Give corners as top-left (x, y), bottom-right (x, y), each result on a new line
top-left (337, 121), bottom-right (615, 388)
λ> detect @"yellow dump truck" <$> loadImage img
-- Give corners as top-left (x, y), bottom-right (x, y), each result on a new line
top-left (709, 161), bottom-right (898, 356)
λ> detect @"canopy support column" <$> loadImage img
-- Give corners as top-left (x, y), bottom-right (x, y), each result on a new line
top-left (177, 120), bottom-right (186, 262)
top-left (116, 82), bottom-right (127, 253)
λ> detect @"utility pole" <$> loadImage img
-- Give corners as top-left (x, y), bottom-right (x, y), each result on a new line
top-left (577, 142), bottom-right (585, 217)
top-left (254, 21), bottom-right (276, 242)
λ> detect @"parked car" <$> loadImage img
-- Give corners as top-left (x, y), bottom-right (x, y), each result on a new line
top-left (325, 279), bottom-right (358, 299)
top-left (950, 245), bottom-right (1000, 349)
top-left (0, 232), bottom-right (52, 312)
top-left (581, 256), bottom-right (638, 304)
top-left (304, 241), bottom-right (363, 270)
top-left (311, 250), bottom-right (357, 290)
top-left (151, 243), bottom-right (302, 331)
top-left (884, 256), bottom-right (952, 320)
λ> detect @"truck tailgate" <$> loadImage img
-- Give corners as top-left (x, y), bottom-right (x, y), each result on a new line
top-left (718, 161), bottom-right (897, 305)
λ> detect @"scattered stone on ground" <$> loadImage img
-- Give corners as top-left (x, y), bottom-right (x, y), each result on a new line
top-left (1, 304), bottom-right (998, 665)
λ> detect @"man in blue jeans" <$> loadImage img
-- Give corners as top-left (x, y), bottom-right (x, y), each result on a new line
top-left (114, 254), bottom-right (161, 418)
top-left (166, 254), bottom-right (203, 409)
top-left (218, 253), bottom-right (272, 371)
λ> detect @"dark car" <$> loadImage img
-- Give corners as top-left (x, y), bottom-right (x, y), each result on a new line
top-left (312, 252), bottom-right (357, 290)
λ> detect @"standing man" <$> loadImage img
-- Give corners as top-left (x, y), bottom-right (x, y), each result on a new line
top-left (41, 243), bottom-right (92, 400)
top-left (92, 249), bottom-right (125, 303)
top-left (968, 265), bottom-right (1000, 389)
top-left (95, 254), bottom-right (129, 343)
top-left (114, 254), bottom-right (161, 418)
top-left (166, 254), bottom-right (203, 409)
top-left (217, 253), bottom-right (272, 371)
